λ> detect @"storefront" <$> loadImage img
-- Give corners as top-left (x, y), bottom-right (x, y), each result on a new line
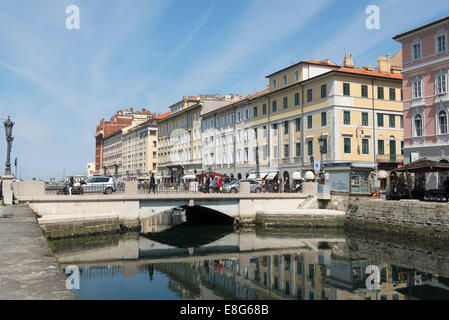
top-left (325, 163), bottom-right (375, 195)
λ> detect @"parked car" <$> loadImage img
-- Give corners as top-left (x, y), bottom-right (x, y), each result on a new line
top-left (75, 176), bottom-right (116, 194)
top-left (223, 179), bottom-right (262, 193)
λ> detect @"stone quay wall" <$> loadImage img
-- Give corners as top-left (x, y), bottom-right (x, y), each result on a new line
top-left (346, 199), bottom-right (449, 238)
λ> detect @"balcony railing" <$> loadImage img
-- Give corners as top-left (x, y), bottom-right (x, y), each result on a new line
top-left (377, 154), bottom-right (404, 163)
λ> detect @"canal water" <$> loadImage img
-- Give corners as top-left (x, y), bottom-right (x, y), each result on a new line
top-left (51, 224), bottom-right (449, 300)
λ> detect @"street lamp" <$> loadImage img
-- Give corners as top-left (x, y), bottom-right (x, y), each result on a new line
top-left (3, 116), bottom-right (14, 176)
top-left (318, 134), bottom-right (326, 185)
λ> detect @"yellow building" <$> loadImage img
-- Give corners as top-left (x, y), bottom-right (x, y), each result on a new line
top-left (245, 54), bottom-right (404, 194)
top-left (121, 119), bottom-right (158, 178)
top-left (157, 95), bottom-right (241, 182)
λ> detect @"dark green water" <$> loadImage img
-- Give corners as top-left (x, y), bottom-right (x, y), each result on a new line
top-left (52, 225), bottom-right (449, 300)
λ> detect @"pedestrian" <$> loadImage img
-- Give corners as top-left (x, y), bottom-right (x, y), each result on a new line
top-left (150, 173), bottom-right (156, 194)
top-left (262, 179), bottom-right (267, 192)
top-left (206, 175), bottom-right (210, 193)
top-left (284, 177), bottom-right (290, 193)
top-left (218, 176), bottom-right (223, 193)
top-left (444, 177), bottom-right (449, 202)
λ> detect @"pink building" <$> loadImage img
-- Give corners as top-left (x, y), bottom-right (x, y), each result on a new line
top-left (394, 15), bottom-right (449, 188)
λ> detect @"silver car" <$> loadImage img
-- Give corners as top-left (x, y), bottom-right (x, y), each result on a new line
top-left (77, 176), bottom-right (116, 194)
top-left (224, 179), bottom-right (262, 193)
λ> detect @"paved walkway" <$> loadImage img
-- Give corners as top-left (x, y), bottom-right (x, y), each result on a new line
top-left (0, 205), bottom-right (76, 300)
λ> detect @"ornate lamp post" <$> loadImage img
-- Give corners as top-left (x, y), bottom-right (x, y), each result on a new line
top-left (3, 116), bottom-right (14, 176)
top-left (318, 134), bottom-right (326, 185)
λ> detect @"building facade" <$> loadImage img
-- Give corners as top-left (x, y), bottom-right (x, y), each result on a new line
top-left (94, 108), bottom-right (153, 174)
top-left (121, 119), bottom-right (158, 178)
top-left (157, 95), bottom-right (242, 182)
top-left (394, 15), bottom-right (449, 189)
top-left (201, 56), bottom-right (404, 194)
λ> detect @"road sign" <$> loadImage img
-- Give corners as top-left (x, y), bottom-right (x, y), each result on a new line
top-left (314, 160), bottom-right (321, 174)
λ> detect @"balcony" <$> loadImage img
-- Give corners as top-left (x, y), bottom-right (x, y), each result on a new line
top-left (377, 154), bottom-right (404, 163)
top-left (281, 158), bottom-right (291, 165)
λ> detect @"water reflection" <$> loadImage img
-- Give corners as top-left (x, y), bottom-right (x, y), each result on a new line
top-left (51, 227), bottom-right (449, 300)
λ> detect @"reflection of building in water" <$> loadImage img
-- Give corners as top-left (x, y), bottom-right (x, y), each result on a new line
top-left (80, 266), bottom-right (123, 279)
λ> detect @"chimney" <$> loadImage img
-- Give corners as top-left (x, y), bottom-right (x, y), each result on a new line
top-left (363, 65), bottom-right (373, 71)
top-left (377, 54), bottom-right (391, 73)
top-left (343, 54), bottom-right (354, 68)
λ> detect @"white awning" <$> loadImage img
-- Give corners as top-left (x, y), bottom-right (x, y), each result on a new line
top-left (292, 171), bottom-right (302, 180)
top-left (182, 175), bottom-right (197, 180)
top-left (378, 170), bottom-right (389, 179)
top-left (266, 172), bottom-right (279, 180)
top-left (247, 174), bottom-right (257, 180)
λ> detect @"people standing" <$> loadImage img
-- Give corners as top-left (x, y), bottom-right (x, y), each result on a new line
top-left (218, 176), bottom-right (223, 193)
top-left (284, 177), bottom-right (290, 193)
top-left (205, 175), bottom-right (210, 193)
top-left (150, 173), bottom-right (156, 194)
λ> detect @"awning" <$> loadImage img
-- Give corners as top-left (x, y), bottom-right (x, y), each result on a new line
top-left (182, 175), bottom-right (197, 180)
top-left (266, 172), bottom-right (279, 180)
top-left (247, 173), bottom-right (257, 179)
top-left (378, 170), bottom-right (389, 179)
top-left (292, 171), bottom-right (302, 180)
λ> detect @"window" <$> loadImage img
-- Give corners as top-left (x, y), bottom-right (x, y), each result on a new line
top-left (361, 85), bottom-right (368, 98)
top-left (253, 106), bottom-right (258, 117)
top-left (307, 115), bottom-right (313, 129)
top-left (344, 137), bottom-right (351, 153)
top-left (413, 42), bottom-right (421, 60)
top-left (439, 111), bottom-right (448, 134)
top-left (272, 100), bottom-right (277, 112)
top-left (263, 104), bottom-right (267, 115)
top-left (415, 114), bottom-right (423, 136)
top-left (343, 111), bottom-right (351, 125)
top-left (378, 140), bottom-right (385, 155)
top-left (273, 124), bottom-right (278, 136)
top-left (377, 113), bottom-right (384, 127)
top-left (389, 88), bottom-right (396, 101)
top-left (294, 93), bottom-right (300, 106)
top-left (284, 144), bottom-right (289, 158)
top-left (283, 97), bottom-right (288, 109)
top-left (263, 126), bottom-right (267, 137)
top-left (389, 114), bottom-right (395, 128)
top-left (362, 112), bottom-right (369, 126)
top-left (283, 75), bottom-right (288, 85)
top-left (343, 83), bottom-right (350, 96)
top-left (377, 87), bottom-right (384, 99)
top-left (412, 78), bottom-right (423, 98)
top-left (245, 109), bottom-right (249, 120)
top-left (307, 140), bottom-right (313, 156)
top-left (362, 139), bottom-right (369, 154)
top-left (307, 89), bottom-right (312, 102)
top-left (436, 71), bottom-right (448, 94)
top-left (237, 111), bottom-right (241, 122)
top-left (400, 115), bottom-right (404, 128)
top-left (437, 34), bottom-right (446, 53)
top-left (296, 143), bottom-right (301, 157)
top-left (262, 145), bottom-right (267, 160)
top-left (272, 79), bottom-right (277, 89)
top-left (295, 118), bottom-right (301, 132)
top-left (284, 121), bottom-right (289, 134)
top-left (401, 141), bottom-right (404, 155)
top-left (294, 70), bottom-right (299, 81)
top-left (321, 112), bottom-right (327, 126)
top-left (321, 84), bottom-right (327, 98)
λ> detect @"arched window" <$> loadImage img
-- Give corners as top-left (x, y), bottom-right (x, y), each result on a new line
top-left (439, 111), bottom-right (448, 134)
top-left (415, 115), bottom-right (423, 137)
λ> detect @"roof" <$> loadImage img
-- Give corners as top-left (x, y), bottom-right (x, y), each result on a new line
top-left (154, 112), bottom-right (171, 120)
top-left (265, 59), bottom-right (339, 78)
top-left (203, 89), bottom-right (269, 116)
top-left (393, 15), bottom-right (449, 41)
top-left (334, 67), bottom-right (403, 80)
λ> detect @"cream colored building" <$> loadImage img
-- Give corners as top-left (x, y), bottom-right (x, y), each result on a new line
top-left (122, 119), bottom-right (158, 178)
top-left (202, 53), bottom-right (404, 194)
top-left (157, 94), bottom-right (242, 182)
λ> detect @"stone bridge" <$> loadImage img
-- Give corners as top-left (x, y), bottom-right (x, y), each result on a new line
top-left (23, 193), bottom-right (311, 226)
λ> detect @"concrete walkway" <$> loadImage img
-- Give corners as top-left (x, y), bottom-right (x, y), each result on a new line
top-left (0, 205), bottom-right (76, 300)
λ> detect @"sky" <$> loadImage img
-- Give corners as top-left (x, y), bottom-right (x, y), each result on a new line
top-left (0, 0), bottom-right (448, 180)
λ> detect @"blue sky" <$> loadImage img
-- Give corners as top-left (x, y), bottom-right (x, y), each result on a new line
top-left (0, 0), bottom-right (448, 180)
